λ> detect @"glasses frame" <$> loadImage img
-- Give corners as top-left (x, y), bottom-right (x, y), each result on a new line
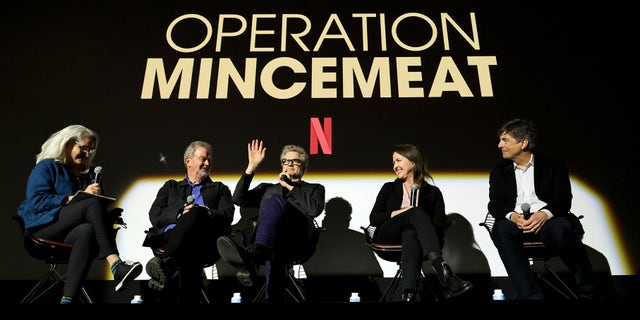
top-left (75, 141), bottom-right (97, 155)
top-left (281, 158), bottom-right (302, 166)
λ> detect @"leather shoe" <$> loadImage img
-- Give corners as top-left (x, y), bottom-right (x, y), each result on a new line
top-left (217, 236), bottom-right (273, 287)
top-left (217, 236), bottom-right (256, 286)
top-left (434, 261), bottom-right (474, 299)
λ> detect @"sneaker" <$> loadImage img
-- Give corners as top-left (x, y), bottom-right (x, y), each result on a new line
top-left (216, 236), bottom-right (255, 287)
top-left (114, 260), bottom-right (143, 292)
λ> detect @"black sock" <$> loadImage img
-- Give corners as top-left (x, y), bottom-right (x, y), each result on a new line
top-left (428, 252), bottom-right (443, 264)
top-left (430, 256), bottom-right (445, 272)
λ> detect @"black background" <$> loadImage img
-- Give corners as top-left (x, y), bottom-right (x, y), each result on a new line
top-left (1, 0), bottom-right (635, 280)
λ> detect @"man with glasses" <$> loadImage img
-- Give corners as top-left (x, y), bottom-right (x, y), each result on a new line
top-left (217, 140), bottom-right (325, 303)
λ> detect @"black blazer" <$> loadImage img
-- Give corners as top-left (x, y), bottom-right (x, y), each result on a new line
top-left (147, 176), bottom-right (235, 232)
top-left (232, 173), bottom-right (325, 220)
top-left (369, 179), bottom-right (448, 242)
top-left (488, 153), bottom-right (572, 221)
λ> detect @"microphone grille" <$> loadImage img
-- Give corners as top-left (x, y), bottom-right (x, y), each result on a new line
top-left (94, 166), bottom-right (102, 174)
top-left (186, 195), bottom-right (195, 204)
top-left (411, 183), bottom-right (419, 191)
top-left (521, 202), bottom-right (531, 212)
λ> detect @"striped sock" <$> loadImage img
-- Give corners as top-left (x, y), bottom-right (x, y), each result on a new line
top-left (111, 259), bottom-right (122, 275)
top-left (60, 296), bottom-right (72, 304)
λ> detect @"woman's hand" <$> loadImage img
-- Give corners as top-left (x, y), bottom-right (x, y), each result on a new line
top-left (390, 207), bottom-right (411, 218)
top-left (84, 182), bottom-right (102, 195)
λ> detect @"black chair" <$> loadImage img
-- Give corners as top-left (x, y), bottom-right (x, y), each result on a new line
top-left (13, 215), bottom-right (94, 304)
top-left (479, 212), bottom-right (583, 299)
top-left (360, 225), bottom-right (438, 302)
top-left (252, 219), bottom-right (324, 303)
top-left (251, 262), bottom-right (307, 303)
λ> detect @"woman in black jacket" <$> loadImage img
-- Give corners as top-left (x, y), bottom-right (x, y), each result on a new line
top-left (369, 143), bottom-right (473, 301)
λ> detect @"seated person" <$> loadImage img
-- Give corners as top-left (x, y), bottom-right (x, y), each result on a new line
top-left (217, 140), bottom-right (325, 303)
top-left (143, 141), bottom-right (235, 303)
top-left (488, 118), bottom-right (598, 299)
top-left (18, 124), bottom-right (142, 304)
top-left (369, 143), bottom-right (473, 301)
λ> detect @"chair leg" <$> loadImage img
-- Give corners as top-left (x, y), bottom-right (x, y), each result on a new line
top-left (78, 286), bottom-right (94, 304)
top-left (200, 288), bottom-right (210, 304)
top-left (284, 268), bottom-right (306, 303)
top-left (22, 263), bottom-right (94, 304)
top-left (21, 263), bottom-right (65, 304)
top-left (538, 260), bottom-right (578, 299)
top-left (419, 272), bottom-right (439, 302)
top-left (379, 268), bottom-right (402, 302)
top-left (379, 266), bottom-right (440, 302)
top-left (252, 282), bottom-right (267, 303)
top-left (253, 266), bottom-right (307, 303)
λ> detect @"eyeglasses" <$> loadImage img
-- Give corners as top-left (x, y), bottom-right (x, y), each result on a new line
top-left (281, 158), bottom-right (302, 166)
top-left (76, 141), bottom-right (96, 155)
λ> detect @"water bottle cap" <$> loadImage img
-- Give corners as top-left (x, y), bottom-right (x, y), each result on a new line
top-left (233, 292), bottom-right (241, 297)
top-left (351, 292), bottom-right (359, 297)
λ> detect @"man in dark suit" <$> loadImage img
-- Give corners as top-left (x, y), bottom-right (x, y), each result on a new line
top-left (143, 141), bottom-right (235, 303)
top-left (488, 118), bottom-right (598, 299)
top-left (217, 140), bottom-right (325, 303)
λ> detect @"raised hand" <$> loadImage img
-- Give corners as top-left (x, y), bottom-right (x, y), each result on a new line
top-left (246, 139), bottom-right (266, 174)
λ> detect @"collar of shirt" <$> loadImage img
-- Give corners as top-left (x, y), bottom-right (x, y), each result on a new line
top-left (513, 154), bottom-right (534, 172)
top-left (185, 176), bottom-right (205, 206)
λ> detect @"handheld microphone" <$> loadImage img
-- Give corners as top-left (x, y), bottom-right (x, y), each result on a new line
top-left (280, 174), bottom-right (293, 185)
top-left (521, 202), bottom-right (531, 220)
top-left (178, 195), bottom-right (196, 220)
top-left (410, 184), bottom-right (419, 207)
top-left (93, 166), bottom-right (102, 184)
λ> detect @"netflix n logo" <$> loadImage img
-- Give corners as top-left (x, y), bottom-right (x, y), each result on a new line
top-left (310, 117), bottom-right (332, 155)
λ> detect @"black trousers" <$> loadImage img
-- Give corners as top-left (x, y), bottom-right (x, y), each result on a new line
top-left (373, 207), bottom-right (443, 292)
top-left (492, 216), bottom-right (597, 299)
top-left (254, 195), bottom-right (317, 302)
top-left (30, 197), bottom-right (111, 299)
top-left (159, 207), bottom-right (229, 302)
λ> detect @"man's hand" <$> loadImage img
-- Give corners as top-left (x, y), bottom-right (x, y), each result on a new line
top-left (512, 211), bottom-right (547, 233)
top-left (246, 139), bottom-right (266, 174)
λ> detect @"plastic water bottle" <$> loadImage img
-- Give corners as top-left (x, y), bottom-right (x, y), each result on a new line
top-left (349, 292), bottom-right (360, 302)
top-left (130, 294), bottom-right (143, 304)
top-left (230, 292), bottom-right (242, 303)
top-left (492, 289), bottom-right (505, 300)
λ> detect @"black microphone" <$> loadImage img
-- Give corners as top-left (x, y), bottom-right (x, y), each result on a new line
top-left (93, 166), bottom-right (102, 184)
top-left (521, 202), bottom-right (531, 220)
top-left (280, 174), bottom-right (293, 185)
top-left (410, 184), bottom-right (418, 207)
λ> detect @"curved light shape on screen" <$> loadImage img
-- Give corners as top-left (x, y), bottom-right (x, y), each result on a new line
top-left (112, 172), bottom-right (630, 280)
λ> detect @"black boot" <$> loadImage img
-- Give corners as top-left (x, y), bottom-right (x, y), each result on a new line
top-left (146, 256), bottom-right (178, 291)
top-left (433, 260), bottom-right (474, 299)
top-left (217, 236), bottom-right (271, 287)
top-left (246, 243), bottom-right (272, 265)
